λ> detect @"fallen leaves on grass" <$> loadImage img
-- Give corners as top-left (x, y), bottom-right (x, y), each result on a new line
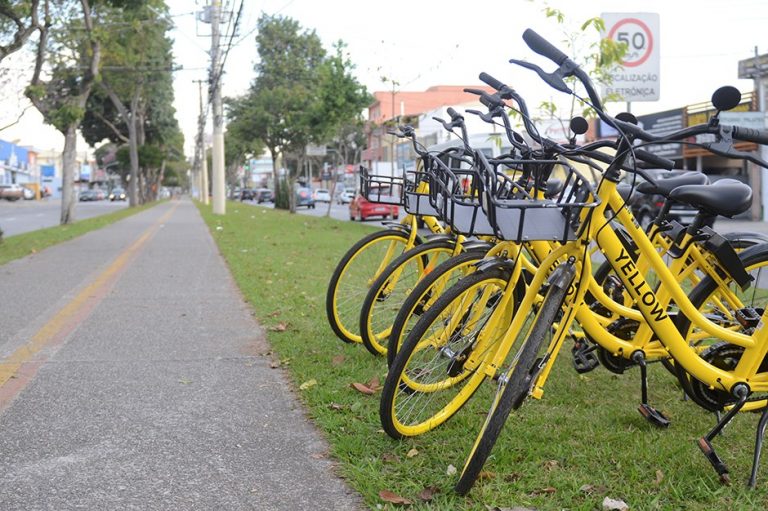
top-left (299, 379), bottom-right (317, 390)
top-left (328, 402), bottom-right (345, 411)
top-left (417, 486), bottom-right (440, 502)
top-left (331, 355), bottom-right (346, 366)
top-left (446, 464), bottom-right (457, 475)
top-left (602, 496), bottom-right (629, 511)
top-left (269, 360), bottom-right (281, 369)
top-left (529, 487), bottom-right (556, 496)
top-left (478, 470), bottom-right (495, 480)
top-left (579, 483), bottom-right (608, 495)
top-left (654, 469), bottom-right (664, 486)
top-left (269, 322), bottom-right (288, 332)
top-left (351, 382), bottom-right (376, 395)
top-left (381, 452), bottom-right (400, 463)
top-left (406, 448), bottom-right (419, 458)
top-left (542, 459), bottom-right (559, 470)
top-left (379, 490), bottom-right (411, 505)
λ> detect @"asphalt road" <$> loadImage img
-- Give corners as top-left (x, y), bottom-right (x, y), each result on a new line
top-left (0, 198), bottom-right (129, 237)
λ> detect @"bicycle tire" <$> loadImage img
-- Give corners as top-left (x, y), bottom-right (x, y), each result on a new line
top-left (386, 249), bottom-right (490, 367)
top-left (326, 229), bottom-right (414, 344)
top-left (359, 240), bottom-right (457, 356)
top-left (379, 267), bottom-right (515, 439)
top-left (673, 241), bottom-right (768, 411)
top-left (455, 264), bottom-right (573, 495)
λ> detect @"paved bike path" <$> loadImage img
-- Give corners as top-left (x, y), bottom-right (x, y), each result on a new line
top-left (0, 200), bottom-right (363, 510)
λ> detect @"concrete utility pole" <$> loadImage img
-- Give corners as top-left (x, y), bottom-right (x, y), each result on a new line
top-left (194, 79), bottom-right (209, 205)
top-left (210, 0), bottom-right (226, 215)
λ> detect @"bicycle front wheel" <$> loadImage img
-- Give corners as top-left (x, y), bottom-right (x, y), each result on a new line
top-left (379, 267), bottom-right (516, 439)
top-left (455, 263), bottom-right (574, 495)
top-left (326, 229), bottom-right (414, 344)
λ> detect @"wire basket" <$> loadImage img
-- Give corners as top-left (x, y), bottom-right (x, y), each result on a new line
top-left (359, 165), bottom-right (405, 206)
top-left (403, 165), bottom-right (441, 218)
top-left (477, 152), bottom-right (599, 243)
top-left (428, 151), bottom-right (497, 237)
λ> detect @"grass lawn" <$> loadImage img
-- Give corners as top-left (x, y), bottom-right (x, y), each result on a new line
top-left (0, 201), bottom-right (163, 266)
top-left (199, 201), bottom-right (768, 511)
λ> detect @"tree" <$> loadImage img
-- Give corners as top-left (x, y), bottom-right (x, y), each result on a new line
top-left (81, 0), bottom-right (177, 205)
top-left (227, 14), bottom-right (326, 211)
top-left (25, 0), bottom-right (101, 224)
top-left (226, 15), bottom-right (369, 212)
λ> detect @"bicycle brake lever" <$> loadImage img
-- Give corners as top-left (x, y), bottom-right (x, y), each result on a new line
top-left (509, 58), bottom-right (571, 94)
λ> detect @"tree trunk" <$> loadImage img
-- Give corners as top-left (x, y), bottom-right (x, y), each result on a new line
top-left (60, 123), bottom-right (78, 224)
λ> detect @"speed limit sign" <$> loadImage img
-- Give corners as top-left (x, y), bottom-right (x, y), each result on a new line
top-left (601, 13), bottom-right (660, 102)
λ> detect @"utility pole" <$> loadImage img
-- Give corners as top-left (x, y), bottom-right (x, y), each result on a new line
top-left (210, 0), bottom-right (226, 215)
top-left (194, 79), bottom-right (209, 205)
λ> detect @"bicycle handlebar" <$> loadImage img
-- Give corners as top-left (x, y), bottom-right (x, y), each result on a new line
top-left (522, 28), bottom-right (569, 66)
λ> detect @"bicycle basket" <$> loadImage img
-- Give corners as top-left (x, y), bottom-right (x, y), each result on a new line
top-left (403, 164), bottom-right (441, 218)
top-left (428, 151), bottom-right (497, 237)
top-left (477, 153), bottom-right (599, 243)
top-left (359, 165), bottom-right (405, 206)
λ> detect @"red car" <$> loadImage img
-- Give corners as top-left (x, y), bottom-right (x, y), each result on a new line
top-left (349, 194), bottom-right (399, 221)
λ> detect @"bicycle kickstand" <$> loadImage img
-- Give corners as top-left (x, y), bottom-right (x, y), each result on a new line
top-left (748, 407), bottom-right (768, 488)
top-left (632, 352), bottom-right (670, 428)
top-left (698, 385), bottom-right (749, 485)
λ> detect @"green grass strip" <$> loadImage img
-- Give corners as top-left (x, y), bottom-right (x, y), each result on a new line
top-left (0, 201), bottom-right (163, 266)
top-left (199, 201), bottom-right (768, 511)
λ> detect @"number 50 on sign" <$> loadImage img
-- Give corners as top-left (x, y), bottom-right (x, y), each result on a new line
top-left (601, 12), bottom-right (660, 102)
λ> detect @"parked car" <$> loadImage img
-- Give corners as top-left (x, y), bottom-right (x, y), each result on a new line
top-left (295, 187), bottom-right (316, 208)
top-left (0, 183), bottom-right (23, 201)
top-left (313, 188), bottom-right (331, 203)
top-left (109, 187), bottom-right (127, 201)
top-left (21, 186), bottom-right (35, 200)
top-left (621, 169), bottom-right (700, 229)
top-left (349, 193), bottom-right (399, 221)
top-left (79, 190), bottom-right (98, 201)
top-left (255, 188), bottom-right (273, 203)
top-left (240, 188), bottom-right (256, 201)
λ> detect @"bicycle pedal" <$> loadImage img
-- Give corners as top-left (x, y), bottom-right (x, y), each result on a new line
top-left (735, 307), bottom-right (761, 329)
top-left (638, 404), bottom-right (670, 428)
top-left (571, 341), bottom-right (600, 373)
top-left (697, 437), bottom-right (730, 485)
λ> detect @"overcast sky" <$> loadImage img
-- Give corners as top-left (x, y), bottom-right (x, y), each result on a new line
top-left (2, 0), bottom-right (767, 158)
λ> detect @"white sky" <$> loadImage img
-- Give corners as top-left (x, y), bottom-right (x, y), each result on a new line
top-left (2, 0), bottom-right (767, 158)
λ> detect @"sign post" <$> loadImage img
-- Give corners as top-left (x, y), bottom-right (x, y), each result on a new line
top-left (601, 13), bottom-right (660, 104)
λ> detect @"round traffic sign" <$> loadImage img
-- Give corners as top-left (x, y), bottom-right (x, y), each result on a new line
top-left (607, 17), bottom-right (654, 68)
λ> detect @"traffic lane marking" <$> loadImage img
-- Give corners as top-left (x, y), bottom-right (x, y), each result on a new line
top-left (0, 203), bottom-right (178, 412)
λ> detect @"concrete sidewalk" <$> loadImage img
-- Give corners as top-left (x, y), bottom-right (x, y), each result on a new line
top-left (0, 199), bottom-right (363, 510)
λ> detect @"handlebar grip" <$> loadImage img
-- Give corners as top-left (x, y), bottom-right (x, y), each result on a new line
top-left (634, 149), bottom-right (675, 170)
top-left (522, 28), bottom-right (569, 66)
top-left (733, 126), bottom-right (768, 145)
top-left (446, 107), bottom-right (463, 121)
top-left (479, 72), bottom-right (506, 91)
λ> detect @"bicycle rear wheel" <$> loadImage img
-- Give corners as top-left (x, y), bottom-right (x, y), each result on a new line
top-left (455, 262), bottom-right (574, 495)
top-left (673, 241), bottom-right (768, 411)
top-left (385, 248), bottom-right (490, 366)
top-left (359, 240), bottom-right (456, 356)
top-left (326, 229), bottom-right (413, 344)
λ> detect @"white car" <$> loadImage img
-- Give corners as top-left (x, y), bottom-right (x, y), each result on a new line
top-left (22, 186), bottom-right (35, 200)
top-left (338, 189), bottom-right (355, 204)
top-left (313, 188), bottom-right (331, 202)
